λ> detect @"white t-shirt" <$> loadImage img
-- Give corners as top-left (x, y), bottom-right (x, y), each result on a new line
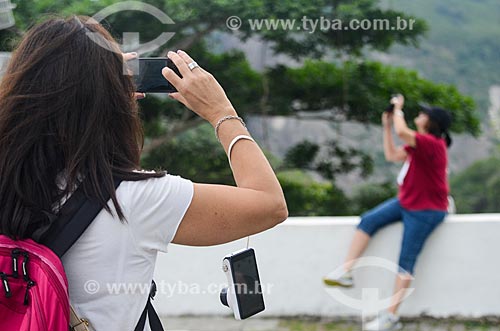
top-left (61, 174), bottom-right (194, 331)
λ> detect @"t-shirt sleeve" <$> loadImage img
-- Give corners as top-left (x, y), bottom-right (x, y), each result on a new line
top-left (404, 133), bottom-right (433, 157)
top-left (125, 174), bottom-right (194, 253)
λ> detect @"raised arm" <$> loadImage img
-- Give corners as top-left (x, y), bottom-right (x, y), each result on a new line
top-left (382, 112), bottom-right (407, 163)
top-left (162, 50), bottom-right (288, 246)
top-left (391, 94), bottom-right (416, 148)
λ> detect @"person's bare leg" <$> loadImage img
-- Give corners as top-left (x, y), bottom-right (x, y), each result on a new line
top-left (388, 273), bottom-right (413, 315)
top-left (344, 229), bottom-right (371, 271)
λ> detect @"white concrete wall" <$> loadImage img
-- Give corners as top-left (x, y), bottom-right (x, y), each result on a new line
top-left (153, 214), bottom-right (500, 318)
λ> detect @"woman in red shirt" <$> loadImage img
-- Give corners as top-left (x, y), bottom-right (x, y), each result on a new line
top-left (324, 95), bottom-right (452, 331)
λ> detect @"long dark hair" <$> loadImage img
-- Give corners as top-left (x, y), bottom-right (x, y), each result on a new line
top-left (0, 16), bottom-right (164, 239)
top-left (427, 120), bottom-right (452, 148)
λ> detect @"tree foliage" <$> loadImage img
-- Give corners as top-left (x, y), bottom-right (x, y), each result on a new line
top-left (277, 170), bottom-right (350, 216)
top-left (0, 0), bottom-right (484, 215)
top-left (450, 157), bottom-right (500, 213)
top-left (284, 140), bottom-right (373, 181)
top-left (350, 182), bottom-right (397, 215)
top-left (141, 124), bottom-right (234, 184)
top-left (0, 0), bottom-right (426, 53)
top-left (268, 60), bottom-right (480, 135)
top-left (0, 0), bottom-right (479, 141)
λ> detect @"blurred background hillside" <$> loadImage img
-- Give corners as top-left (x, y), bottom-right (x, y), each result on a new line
top-left (1, 0), bottom-right (498, 215)
top-left (383, 0), bottom-right (500, 119)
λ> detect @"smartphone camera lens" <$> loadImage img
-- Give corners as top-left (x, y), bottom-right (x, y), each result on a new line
top-left (220, 287), bottom-right (229, 307)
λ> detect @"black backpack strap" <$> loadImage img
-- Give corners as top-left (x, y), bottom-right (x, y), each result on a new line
top-left (134, 280), bottom-right (164, 331)
top-left (40, 178), bottom-right (123, 258)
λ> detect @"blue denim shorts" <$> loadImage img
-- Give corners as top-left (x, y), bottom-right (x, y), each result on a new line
top-left (357, 197), bottom-right (446, 275)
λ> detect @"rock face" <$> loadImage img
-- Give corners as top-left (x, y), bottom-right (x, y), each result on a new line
top-left (247, 114), bottom-right (493, 194)
top-left (0, 1), bottom-right (16, 30)
top-left (0, 52), bottom-right (10, 75)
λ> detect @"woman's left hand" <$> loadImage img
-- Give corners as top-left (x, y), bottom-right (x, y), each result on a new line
top-left (122, 52), bottom-right (146, 100)
top-left (382, 111), bottom-right (393, 127)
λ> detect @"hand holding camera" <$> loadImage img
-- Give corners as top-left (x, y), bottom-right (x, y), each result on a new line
top-left (386, 93), bottom-right (405, 112)
top-left (162, 50), bottom-right (238, 127)
top-left (128, 50), bottom-right (237, 127)
top-left (383, 94), bottom-right (405, 127)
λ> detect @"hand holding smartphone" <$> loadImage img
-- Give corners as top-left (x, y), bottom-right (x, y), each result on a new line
top-left (129, 57), bottom-right (182, 93)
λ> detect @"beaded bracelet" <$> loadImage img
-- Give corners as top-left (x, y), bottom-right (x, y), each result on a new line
top-left (214, 115), bottom-right (246, 142)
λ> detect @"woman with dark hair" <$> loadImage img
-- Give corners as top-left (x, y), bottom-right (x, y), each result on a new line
top-left (323, 95), bottom-right (452, 331)
top-left (0, 16), bottom-right (287, 330)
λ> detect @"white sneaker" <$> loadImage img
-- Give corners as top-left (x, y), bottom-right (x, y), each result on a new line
top-left (363, 312), bottom-right (402, 331)
top-left (322, 271), bottom-right (354, 288)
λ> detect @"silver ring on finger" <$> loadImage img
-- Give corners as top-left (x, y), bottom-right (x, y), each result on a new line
top-left (188, 61), bottom-right (200, 71)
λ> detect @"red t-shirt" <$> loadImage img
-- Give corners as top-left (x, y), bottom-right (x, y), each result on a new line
top-left (398, 133), bottom-right (449, 211)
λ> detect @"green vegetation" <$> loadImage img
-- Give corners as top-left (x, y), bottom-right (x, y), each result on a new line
top-left (142, 124), bottom-right (234, 185)
top-left (350, 182), bottom-right (397, 215)
top-left (450, 156), bottom-right (500, 213)
top-left (277, 171), bottom-right (350, 216)
top-left (268, 60), bottom-right (479, 134)
top-left (0, 0), bottom-right (489, 215)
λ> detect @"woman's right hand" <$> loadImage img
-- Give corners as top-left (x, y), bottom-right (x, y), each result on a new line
top-left (390, 93), bottom-right (405, 110)
top-left (162, 50), bottom-right (237, 126)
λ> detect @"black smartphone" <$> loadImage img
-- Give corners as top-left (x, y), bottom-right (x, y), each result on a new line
top-left (130, 57), bottom-right (182, 93)
top-left (222, 248), bottom-right (265, 319)
top-left (386, 94), bottom-right (401, 112)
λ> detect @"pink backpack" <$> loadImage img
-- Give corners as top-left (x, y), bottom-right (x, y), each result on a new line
top-left (0, 236), bottom-right (70, 330)
top-left (0, 179), bottom-right (164, 331)
top-left (0, 178), bottom-right (111, 331)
